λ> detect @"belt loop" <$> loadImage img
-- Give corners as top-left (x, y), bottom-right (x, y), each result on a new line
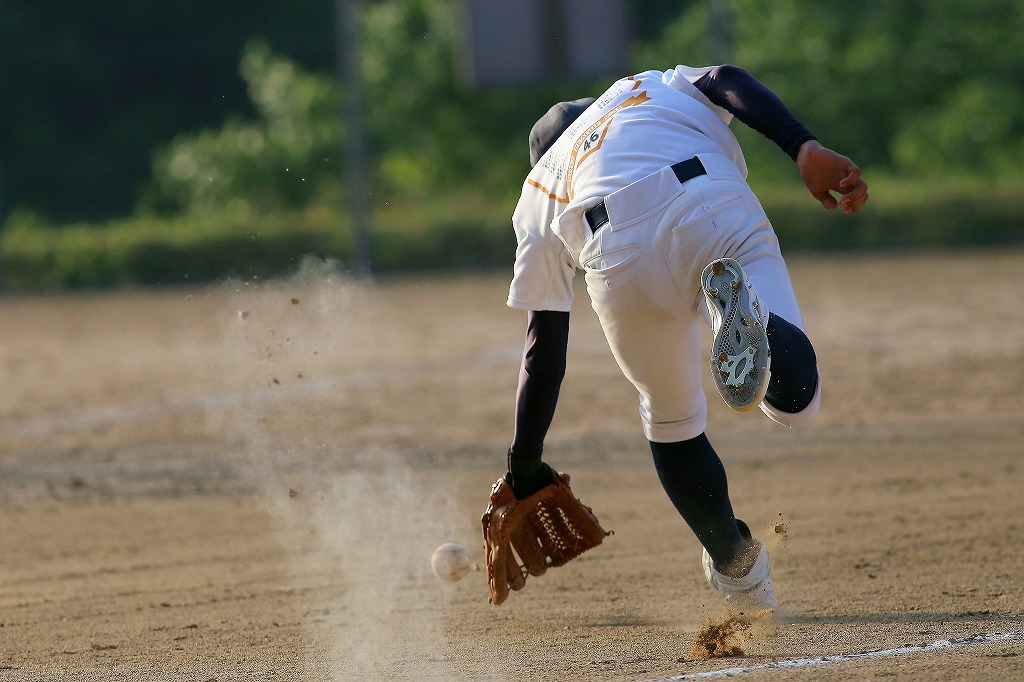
top-left (671, 156), bottom-right (707, 184)
top-left (585, 201), bottom-right (609, 233)
top-left (585, 156), bottom-right (707, 234)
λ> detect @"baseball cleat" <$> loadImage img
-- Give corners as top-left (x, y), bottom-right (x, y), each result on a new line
top-left (702, 258), bottom-right (771, 411)
top-left (701, 520), bottom-right (777, 614)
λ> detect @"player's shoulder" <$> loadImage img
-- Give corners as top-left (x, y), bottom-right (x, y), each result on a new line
top-left (627, 68), bottom-right (669, 82)
top-left (620, 66), bottom-right (713, 85)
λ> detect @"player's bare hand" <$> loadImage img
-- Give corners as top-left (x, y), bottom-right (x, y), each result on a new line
top-left (796, 140), bottom-right (869, 214)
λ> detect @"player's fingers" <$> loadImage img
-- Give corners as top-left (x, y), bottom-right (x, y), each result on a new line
top-left (839, 166), bottom-right (862, 188)
top-left (838, 177), bottom-right (868, 203)
top-left (814, 190), bottom-right (839, 209)
top-left (840, 185), bottom-right (869, 213)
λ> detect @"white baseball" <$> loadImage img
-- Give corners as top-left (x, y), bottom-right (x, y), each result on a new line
top-left (431, 543), bottom-right (472, 582)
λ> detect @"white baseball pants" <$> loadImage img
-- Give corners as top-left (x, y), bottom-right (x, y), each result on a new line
top-left (577, 153), bottom-right (820, 442)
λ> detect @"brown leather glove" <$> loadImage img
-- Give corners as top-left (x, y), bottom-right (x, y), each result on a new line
top-left (481, 469), bottom-right (611, 605)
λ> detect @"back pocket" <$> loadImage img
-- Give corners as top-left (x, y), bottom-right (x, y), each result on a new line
top-left (670, 193), bottom-right (745, 233)
top-left (582, 245), bottom-right (643, 292)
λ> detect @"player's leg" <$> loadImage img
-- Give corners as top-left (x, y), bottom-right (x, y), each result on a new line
top-left (586, 260), bottom-right (773, 607)
top-left (649, 434), bottom-right (750, 571)
top-left (582, 167), bottom-right (776, 609)
top-left (595, 303), bottom-right (774, 604)
top-left (690, 182), bottom-right (821, 425)
top-left (765, 312), bottom-right (819, 414)
top-left (593, 286), bottom-right (711, 443)
top-left (730, 250), bottom-right (821, 426)
top-left (650, 433), bottom-right (777, 612)
top-left (667, 173), bottom-right (817, 421)
top-left (579, 185), bottom-right (714, 443)
top-left (582, 216), bottom-right (731, 521)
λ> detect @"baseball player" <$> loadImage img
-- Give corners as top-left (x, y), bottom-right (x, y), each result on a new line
top-left (482, 64), bottom-right (868, 610)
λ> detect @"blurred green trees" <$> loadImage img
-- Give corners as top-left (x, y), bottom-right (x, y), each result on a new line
top-left (1, 0), bottom-right (1022, 288)
top-left (147, 40), bottom-right (343, 218)
top-left (637, 0), bottom-right (1024, 181)
top-left (144, 1), bottom-right (563, 219)
top-left (4, 0), bottom-right (1023, 224)
top-left (0, 1), bottom-right (339, 221)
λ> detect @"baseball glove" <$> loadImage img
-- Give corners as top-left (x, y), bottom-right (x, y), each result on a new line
top-left (481, 468), bottom-right (611, 605)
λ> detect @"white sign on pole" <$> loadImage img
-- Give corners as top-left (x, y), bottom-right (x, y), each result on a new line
top-left (459, 0), bottom-right (629, 87)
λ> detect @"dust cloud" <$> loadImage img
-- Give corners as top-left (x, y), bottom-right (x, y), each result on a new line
top-left (207, 258), bottom-right (500, 681)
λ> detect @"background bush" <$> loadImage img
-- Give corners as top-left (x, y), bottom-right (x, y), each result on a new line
top-left (4, 176), bottom-right (1022, 291)
top-left (1, 0), bottom-right (1022, 291)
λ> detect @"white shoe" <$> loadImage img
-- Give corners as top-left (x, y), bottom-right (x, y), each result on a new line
top-left (701, 520), bottom-right (778, 614)
top-left (701, 258), bottom-right (771, 411)
top-left (702, 538), bottom-right (778, 615)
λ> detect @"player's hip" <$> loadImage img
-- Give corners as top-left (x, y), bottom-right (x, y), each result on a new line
top-left (577, 153), bottom-right (774, 305)
top-left (586, 152), bottom-right (749, 232)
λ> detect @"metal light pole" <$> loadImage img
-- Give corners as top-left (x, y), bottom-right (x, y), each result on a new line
top-left (0, 135), bottom-right (5, 292)
top-left (334, 0), bottom-right (372, 275)
top-left (709, 0), bottom-right (733, 64)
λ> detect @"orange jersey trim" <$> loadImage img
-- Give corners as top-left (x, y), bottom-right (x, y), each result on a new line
top-left (526, 78), bottom-right (654, 204)
top-left (564, 88), bottom-right (652, 199)
top-left (527, 178), bottom-right (569, 204)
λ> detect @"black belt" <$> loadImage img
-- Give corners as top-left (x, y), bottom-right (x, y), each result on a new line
top-left (585, 156), bottom-right (707, 233)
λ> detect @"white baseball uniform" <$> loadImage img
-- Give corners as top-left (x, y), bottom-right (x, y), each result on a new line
top-left (508, 66), bottom-right (815, 442)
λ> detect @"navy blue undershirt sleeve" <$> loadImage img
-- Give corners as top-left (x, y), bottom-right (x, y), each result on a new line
top-left (509, 310), bottom-right (570, 468)
top-left (693, 65), bottom-right (817, 160)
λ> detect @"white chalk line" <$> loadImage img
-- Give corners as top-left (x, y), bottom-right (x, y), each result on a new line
top-left (644, 631), bottom-right (1024, 681)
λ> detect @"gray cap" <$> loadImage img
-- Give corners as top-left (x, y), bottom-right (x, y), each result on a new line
top-left (528, 97), bottom-right (596, 167)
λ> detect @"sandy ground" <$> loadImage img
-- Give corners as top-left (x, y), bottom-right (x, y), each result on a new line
top-left (1, 249), bottom-right (1022, 681)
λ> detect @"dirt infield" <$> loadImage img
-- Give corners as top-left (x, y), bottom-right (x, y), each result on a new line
top-left (1, 250), bottom-right (1022, 681)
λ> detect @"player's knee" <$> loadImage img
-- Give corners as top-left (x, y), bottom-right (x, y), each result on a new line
top-left (760, 375), bottom-right (821, 428)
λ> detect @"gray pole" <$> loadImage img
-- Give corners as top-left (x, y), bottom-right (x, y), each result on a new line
top-left (334, 0), bottom-right (372, 275)
top-left (708, 0), bottom-right (733, 64)
top-left (0, 132), bottom-right (5, 292)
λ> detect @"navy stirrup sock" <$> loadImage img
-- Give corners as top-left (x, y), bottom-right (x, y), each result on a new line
top-left (650, 435), bottom-right (746, 567)
top-left (765, 313), bottom-right (818, 413)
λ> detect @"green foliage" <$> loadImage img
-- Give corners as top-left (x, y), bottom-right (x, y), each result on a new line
top-left (892, 80), bottom-right (1024, 177)
top-left (4, 178), bottom-right (1023, 291)
top-left (756, 175), bottom-right (1024, 251)
top-left (0, 184), bottom-right (521, 290)
top-left (147, 40), bottom-right (342, 216)
top-left (635, 0), bottom-right (1024, 178)
top-left (0, 207), bottom-right (348, 290)
top-left (356, 0), bottom-right (564, 202)
top-left (143, 4), bottom-right (548, 217)
top-left (4, 0), bottom-right (1024, 291)
top-left (0, 1), bottom-right (340, 221)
